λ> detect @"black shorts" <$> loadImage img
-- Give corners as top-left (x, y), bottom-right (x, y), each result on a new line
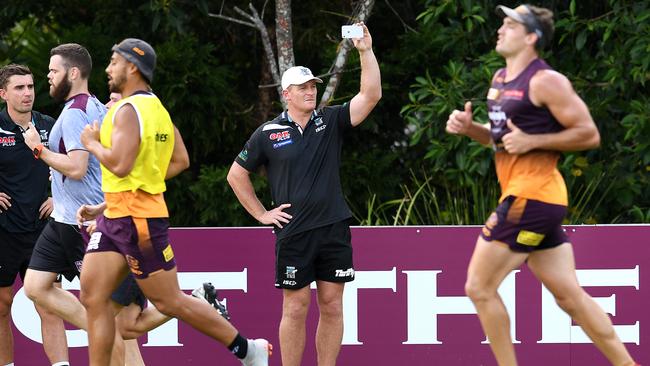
top-left (480, 195), bottom-right (569, 253)
top-left (28, 221), bottom-right (85, 281)
top-left (0, 226), bottom-right (41, 286)
top-left (112, 274), bottom-right (146, 309)
top-left (275, 220), bottom-right (354, 289)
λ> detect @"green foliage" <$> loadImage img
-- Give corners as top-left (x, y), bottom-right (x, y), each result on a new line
top-left (184, 165), bottom-right (270, 226)
top-left (393, 0), bottom-right (650, 224)
top-left (355, 169), bottom-right (498, 225)
top-left (1, 0), bottom-right (647, 227)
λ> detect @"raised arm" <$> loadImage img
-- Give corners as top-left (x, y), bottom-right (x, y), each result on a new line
top-left (23, 122), bottom-right (90, 180)
top-left (348, 22), bottom-right (382, 127)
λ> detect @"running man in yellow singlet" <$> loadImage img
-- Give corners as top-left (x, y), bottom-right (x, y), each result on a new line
top-left (79, 38), bottom-right (271, 366)
top-left (446, 5), bottom-right (638, 366)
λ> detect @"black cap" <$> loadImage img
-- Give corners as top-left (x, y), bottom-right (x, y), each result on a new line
top-left (111, 38), bottom-right (156, 83)
top-left (496, 5), bottom-right (547, 48)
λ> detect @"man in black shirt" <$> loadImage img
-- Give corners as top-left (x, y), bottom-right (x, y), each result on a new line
top-left (0, 64), bottom-right (69, 366)
top-left (228, 22), bottom-right (381, 366)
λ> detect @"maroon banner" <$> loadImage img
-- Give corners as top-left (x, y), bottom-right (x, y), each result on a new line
top-left (11, 226), bottom-right (648, 365)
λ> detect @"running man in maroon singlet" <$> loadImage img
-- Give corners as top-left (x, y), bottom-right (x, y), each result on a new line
top-left (445, 4), bottom-right (638, 366)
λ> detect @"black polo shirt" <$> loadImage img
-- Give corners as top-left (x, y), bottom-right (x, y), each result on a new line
top-left (0, 108), bottom-right (55, 233)
top-left (235, 103), bottom-right (353, 239)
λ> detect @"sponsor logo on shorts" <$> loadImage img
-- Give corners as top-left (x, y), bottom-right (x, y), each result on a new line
top-left (516, 230), bottom-right (545, 246)
top-left (273, 139), bottom-right (293, 149)
top-left (282, 280), bottom-right (297, 286)
top-left (285, 266), bottom-right (297, 279)
top-left (87, 232), bottom-right (102, 251)
top-left (482, 212), bottom-right (498, 237)
top-left (126, 255), bottom-right (143, 276)
top-left (162, 244), bottom-right (174, 262)
top-left (335, 268), bottom-right (355, 278)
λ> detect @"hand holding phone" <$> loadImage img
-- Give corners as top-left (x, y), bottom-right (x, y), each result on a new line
top-left (341, 25), bottom-right (364, 39)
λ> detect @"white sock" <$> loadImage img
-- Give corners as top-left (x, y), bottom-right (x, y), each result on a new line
top-left (52, 362), bottom-right (70, 366)
top-left (4, 363), bottom-right (14, 366)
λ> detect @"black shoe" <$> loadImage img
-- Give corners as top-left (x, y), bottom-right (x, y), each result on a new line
top-left (191, 282), bottom-right (231, 321)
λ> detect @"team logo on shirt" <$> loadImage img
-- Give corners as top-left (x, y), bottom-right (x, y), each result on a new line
top-left (488, 106), bottom-right (507, 127)
top-left (487, 88), bottom-right (500, 100)
top-left (238, 149), bottom-right (248, 161)
top-left (39, 130), bottom-right (49, 143)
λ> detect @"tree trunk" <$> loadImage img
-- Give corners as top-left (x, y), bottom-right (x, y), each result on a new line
top-left (275, 0), bottom-right (294, 76)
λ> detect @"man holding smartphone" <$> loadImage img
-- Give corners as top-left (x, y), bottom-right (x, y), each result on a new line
top-left (228, 22), bottom-right (381, 366)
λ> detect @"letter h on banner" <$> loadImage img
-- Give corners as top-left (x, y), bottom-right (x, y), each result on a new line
top-left (402, 270), bottom-right (520, 345)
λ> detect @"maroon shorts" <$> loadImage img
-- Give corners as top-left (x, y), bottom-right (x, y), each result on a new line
top-left (480, 195), bottom-right (569, 253)
top-left (86, 215), bottom-right (176, 279)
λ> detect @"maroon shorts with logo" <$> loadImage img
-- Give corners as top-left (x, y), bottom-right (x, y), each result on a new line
top-left (86, 215), bottom-right (176, 279)
top-left (480, 195), bottom-right (569, 253)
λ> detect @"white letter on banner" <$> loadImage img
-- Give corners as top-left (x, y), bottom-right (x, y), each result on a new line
top-left (310, 269), bottom-right (397, 345)
top-left (12, 278), bottom-right (88, 347)
top-left (144, 270), bottom-right (248, 347)
top-left (539, 266), bottom-right (640, 344)
top-left (403, 270), bottom-right (519, 345)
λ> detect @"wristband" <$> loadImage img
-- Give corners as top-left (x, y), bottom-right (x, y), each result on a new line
top-left (33, 143), bottom-right (44, 159)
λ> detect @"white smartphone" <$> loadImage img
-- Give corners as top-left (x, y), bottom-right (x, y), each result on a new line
top-left (341, 25), bottom-right (363, 39)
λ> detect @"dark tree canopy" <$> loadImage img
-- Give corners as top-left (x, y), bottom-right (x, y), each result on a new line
top-left (1, 0), bottom-right (648, 226)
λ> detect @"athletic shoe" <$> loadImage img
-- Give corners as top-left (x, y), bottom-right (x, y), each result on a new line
top-left (191, 282), bottom-right (231, 321)
top-left (241, 338), bottom-right (272, 366)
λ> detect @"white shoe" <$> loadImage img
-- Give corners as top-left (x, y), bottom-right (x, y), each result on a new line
top-left (240, 338), bottom-right (272, 366)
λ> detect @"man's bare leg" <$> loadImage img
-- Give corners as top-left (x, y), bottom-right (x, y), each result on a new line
top-left (24, 270), bottom-right (87, 329)
top-left (315, 281), bottom-right (344, 366)
top-left (0, 286), bottom-right (14, 365)
top-left (279, 286), bottom-right (311, 366)
top-left (80, 251), bottom-right (129, 366)
top-left (465, 238), bottom-right (528, 366)
top-left (528, 243), bottom-right (635, 366)
top-left (35, 282), bottom-right (69, 364)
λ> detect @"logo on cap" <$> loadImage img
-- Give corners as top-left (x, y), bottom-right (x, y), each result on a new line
top-left (132, 47), bottom-right (145, 56)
